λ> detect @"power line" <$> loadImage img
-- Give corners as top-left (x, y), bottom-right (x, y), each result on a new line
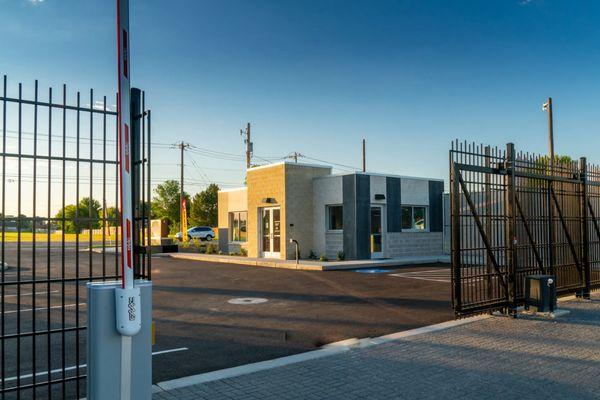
top-left (299, 154), bottom-right (360, 171)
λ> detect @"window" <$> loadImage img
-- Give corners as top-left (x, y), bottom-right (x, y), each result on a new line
top-left (401, 206), bottom-right (427, 231)
top-left (229, 211), bottom-right (247, 242)
top-left (327, 205), bottom-right (343, 230)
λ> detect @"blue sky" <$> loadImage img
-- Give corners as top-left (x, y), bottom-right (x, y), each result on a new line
top-left (1, 0), bottom-right (600, 201)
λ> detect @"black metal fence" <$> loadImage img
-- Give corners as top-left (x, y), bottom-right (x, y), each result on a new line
top-left (0, 75), bottom-right (151, 399)
top-left (450, 140), bottom-right (600, 316)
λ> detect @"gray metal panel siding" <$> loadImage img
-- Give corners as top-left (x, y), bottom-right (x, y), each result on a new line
top-left (342, 175), bottom-right (357, 260)
top-left (386, 177), bottom-right (402, 232)
top-left (218, 228), bottom-right (229, 253)
top-left (356, 174), bottom-right (371, 259)
top-left (428, 180), bottom-right (444, 232)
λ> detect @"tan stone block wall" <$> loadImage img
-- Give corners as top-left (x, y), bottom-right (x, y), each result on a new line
top-left (284, 165), bottom-right (331, 259)
top-left (217, 188), bottom-right (247, 229)
top-left (246, 165), bottom-right (286, 258)
top-left (217, 192), bottom-right (229, 229)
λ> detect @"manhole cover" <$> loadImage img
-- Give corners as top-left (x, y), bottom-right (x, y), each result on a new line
top-left (228, 297), bottom-right (268, 305)
top-left (354, 268), bottom-right (390, 274)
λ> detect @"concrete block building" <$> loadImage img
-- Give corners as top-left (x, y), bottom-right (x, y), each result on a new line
top-left (218, 162), bottom-right (445, 261)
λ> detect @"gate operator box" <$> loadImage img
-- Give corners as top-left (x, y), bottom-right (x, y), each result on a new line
top-left (525, 275), bottom-right (557, 313)
top-left (87, 280), bottom-right (152, 400)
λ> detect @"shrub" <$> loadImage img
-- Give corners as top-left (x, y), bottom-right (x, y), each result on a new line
top-left (198, 245), bottom-right (206, 254)
top-left (336, 251), bottom-right (345, 261)
top-left (319, 255), bottom-right (328, 262)
top-left (206, 243), bottom-right (217, 254)
top-left (240, 247), bottom-right (248, 257)
top-left (308, 250), bottom-right (318, 260)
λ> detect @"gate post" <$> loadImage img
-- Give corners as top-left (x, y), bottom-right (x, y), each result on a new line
top-left (451, 160), bottom-right (462, 313)
top-left (579, 157), bottom-right (591, 299)
top-left (130, 87), bottom-right (142, 275)
top-left (505, 143), bottom-right (517, 316)
top-left (484, 146), bottom-right (493, 301)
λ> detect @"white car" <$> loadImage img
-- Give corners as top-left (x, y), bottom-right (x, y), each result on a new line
top-left (175, 226), bottom-right (215, 241)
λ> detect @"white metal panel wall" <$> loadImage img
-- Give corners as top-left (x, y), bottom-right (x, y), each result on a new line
top-left (312, 176), bottom-right (343, 256)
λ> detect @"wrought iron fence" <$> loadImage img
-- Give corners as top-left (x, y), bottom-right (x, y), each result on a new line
top-left (0, 75), bottom-right (151, 399)
top-left (450, 140), bottom-right (599, 316)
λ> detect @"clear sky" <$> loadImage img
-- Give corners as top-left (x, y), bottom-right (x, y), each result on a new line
top-left (1, 0), bottom-right (600, 215)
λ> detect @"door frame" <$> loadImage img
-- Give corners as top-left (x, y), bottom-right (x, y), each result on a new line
top-left (260, 206), bottom-right (281, 258)
top-left (370, 205), bottom-right (385, 259)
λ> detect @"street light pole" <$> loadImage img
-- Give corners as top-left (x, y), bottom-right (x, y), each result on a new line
top-left (546, 97), bottom-right (554, 171)
top-left (543, 97), bottom-right (555, 275)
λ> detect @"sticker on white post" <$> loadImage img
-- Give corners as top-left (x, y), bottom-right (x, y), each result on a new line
top-left (116, 287), bottom-right (142, 336)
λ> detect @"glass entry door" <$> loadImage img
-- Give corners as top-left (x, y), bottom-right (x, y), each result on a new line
top-left (370, 206), bottom-right (384, 258)
top-left (261, 207), bottom-right (281, 258)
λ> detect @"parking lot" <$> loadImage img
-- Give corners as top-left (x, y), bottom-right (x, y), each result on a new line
top-left (151, 256), bottom-right (453, 383)
top-left (0, 243), bottom-right (453, 396)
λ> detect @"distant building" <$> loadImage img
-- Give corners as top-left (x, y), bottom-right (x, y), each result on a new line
top-left (218, 161), bottom-right (445, 260)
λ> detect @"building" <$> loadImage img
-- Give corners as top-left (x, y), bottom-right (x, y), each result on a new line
top-left (218, 161), bottom-right (445, 260)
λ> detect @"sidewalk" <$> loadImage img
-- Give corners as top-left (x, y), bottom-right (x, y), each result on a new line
top-left (158, 252), bottom-right (450, 271)
top-left (153, 294), bottom-right (600, 399)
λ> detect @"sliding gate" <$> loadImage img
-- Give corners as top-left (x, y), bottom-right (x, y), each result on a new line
top-left (450, 140), bottom-right (600, 316)
top-left (0, 75), bottom-right (152, 399)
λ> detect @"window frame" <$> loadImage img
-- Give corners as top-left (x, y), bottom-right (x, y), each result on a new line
top-left (400, 205), bottom-right (429, 232)
top-left (326, 204), bottom-right (344, 232)
top-left (229, 211), bottom-right (248, 242)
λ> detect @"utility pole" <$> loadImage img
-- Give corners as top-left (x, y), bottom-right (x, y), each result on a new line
top-left (362, 139), bottom-right (366, 172)
top-left (178, 141), bottom-right (190, 234)
top-left (287, 151), bottom-right (303, 163)
top-left (241, 122), bottom-right (253, 169)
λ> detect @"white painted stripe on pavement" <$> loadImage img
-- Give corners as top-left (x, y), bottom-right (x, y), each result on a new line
top-left (155, 315), bottom-right (489, 392)
top-left (151, 347), bottom-right (188, 356)
top-left (4, 348), bottom-right (188, 382)
top-left (390, 274), bottom-right (450, 283)
top-left (2, 303), bottom-right (87, 315)
top-left (4, 290), bottom-right (60, 298)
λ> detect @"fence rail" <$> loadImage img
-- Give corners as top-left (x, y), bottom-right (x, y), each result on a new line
top-left (450, 140), bottom-right (600, 316)
top-left (0, 75), bottom-right (151, 399)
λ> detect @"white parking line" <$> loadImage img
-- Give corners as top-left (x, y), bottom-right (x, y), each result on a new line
top-left (390, 269), bottom-right (451, 283)
top-left (3, 290), bottom-right (60, 298)
top-left (4, 348), bottom-right (188, 382)
top-left (151, 347), bottom-right (189, 356)
top-left (2, 303), bottom-right (87, 315)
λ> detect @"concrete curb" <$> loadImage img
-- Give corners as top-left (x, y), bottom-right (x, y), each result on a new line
top-left (156, 252), bottom-right (450, 271)
top-left (153, 314), bottom-right (488, 393)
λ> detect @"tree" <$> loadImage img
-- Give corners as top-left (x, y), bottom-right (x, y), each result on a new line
top-left (152, 180), bottom-right (189, 233)
top-left (530, 155), bottom-right (575, 187)
top-left (55, 197), bottom-right (102, 233)
top-left (190, 183), bottom-right (219, 227)
top-left (0, 214), bottom-right (32, 231)
top-left (103, 206), bottom-right (120, 227)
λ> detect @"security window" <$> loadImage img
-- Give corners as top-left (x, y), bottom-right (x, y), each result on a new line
top-left (401, 206), bottom-right (427, 231)
top-left (327, 205), bottom-right (343, 230)
top-left (229, 211), bottom-right (248, 242)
